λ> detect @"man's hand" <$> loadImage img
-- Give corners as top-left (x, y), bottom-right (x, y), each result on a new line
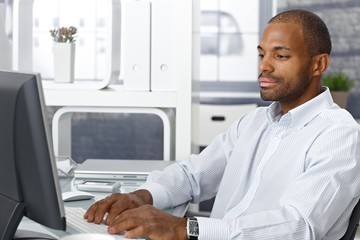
top-left (84, 190), bottom-right (153, 225)
top-left (84, 189), bottom-right (187, 239)
top-left (108, 204), bottom-right (187, 240)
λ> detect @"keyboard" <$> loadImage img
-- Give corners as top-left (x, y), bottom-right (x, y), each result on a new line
top-left (65, 207), bottom-right (145, 240)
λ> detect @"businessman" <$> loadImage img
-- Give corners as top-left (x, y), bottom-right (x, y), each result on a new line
top-left (85, 9), bottom-right (360, 239)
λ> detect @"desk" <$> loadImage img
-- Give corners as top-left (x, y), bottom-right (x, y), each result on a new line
top-left (17, 177), bottom-right (188, 239)
top-left (17, 177), bottom-right (99, 239)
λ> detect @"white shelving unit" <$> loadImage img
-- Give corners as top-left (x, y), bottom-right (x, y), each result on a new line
top-left (43, 0), bottom-right (200, 161)
top-left (44, 87), bottom-right (177, 108)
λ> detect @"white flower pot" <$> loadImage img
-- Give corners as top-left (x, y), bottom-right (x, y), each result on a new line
top-left (53, 43), bottom-right (75, 83)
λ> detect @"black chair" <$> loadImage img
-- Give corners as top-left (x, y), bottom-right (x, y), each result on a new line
top-left (340, 199), bottom-right (360, 240)
top-left (346, 91), bottom-right (360, 119)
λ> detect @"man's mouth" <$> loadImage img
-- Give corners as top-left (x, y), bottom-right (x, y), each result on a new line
top-left (258, 73), bottom-right (279, 88)
top-left (259, 78), bottom-right (278, 88)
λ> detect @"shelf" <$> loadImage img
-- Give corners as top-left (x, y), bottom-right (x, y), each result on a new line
top-left (43, 85), bottom-right (177, 108)
top-left (41, 0), bottom-right (198, 161)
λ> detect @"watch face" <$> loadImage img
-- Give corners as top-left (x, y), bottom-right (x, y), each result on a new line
top-left (189, 219), bottom-right (199, 236)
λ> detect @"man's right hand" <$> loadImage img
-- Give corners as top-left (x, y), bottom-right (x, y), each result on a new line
top-left (84, 189), bottom-right (153, 225)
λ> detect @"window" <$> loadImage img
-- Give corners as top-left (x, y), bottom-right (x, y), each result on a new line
top-left (33, 0), bottom-right (110, 81)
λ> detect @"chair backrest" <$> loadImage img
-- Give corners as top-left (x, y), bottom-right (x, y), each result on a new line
top-left (345, 91), bottom-right (360, 119)
top-left (340, 199), bottom-right (360, 240)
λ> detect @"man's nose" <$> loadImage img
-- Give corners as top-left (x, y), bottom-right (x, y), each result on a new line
top-left (259, 56), bottom-right (274, 73)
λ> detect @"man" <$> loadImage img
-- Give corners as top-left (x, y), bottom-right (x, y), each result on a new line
top-left (85, 9), bottom-right (360, 239)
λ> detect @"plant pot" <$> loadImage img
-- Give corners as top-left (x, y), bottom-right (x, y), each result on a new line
top-left (53, 43), bottom-right (75, 83)
top-left (330, 91), bottom-right (349, 108)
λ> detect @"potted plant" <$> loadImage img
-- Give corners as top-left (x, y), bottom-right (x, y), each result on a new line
top-left (50, 26), bottom-right (78, 83)
top-left (322, 72), bottom-right (354, 108)
top-left (50, 26), bottom-right (77, 43)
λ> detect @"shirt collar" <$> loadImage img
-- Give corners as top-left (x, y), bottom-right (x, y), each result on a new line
top-left (266, 87), bottom-right (334, 128)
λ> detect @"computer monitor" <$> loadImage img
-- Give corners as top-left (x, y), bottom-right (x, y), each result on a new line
top-left (0, 71), bottom-right (66, 239)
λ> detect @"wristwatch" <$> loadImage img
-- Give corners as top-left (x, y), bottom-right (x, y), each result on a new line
top-left (187, 217), bottom-right (199, 240)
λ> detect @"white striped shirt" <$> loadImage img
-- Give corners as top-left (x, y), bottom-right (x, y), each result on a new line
top-left (140, 88), bottom-right (360, 239)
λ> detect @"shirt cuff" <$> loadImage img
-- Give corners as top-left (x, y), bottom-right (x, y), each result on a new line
top-left (138, 181), bottom-right (171, 210)
top-left (197, 217), bottom-right (230, 240)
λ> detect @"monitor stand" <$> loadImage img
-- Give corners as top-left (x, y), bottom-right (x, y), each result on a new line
top-left (0, 195), bottom-right (25, 240)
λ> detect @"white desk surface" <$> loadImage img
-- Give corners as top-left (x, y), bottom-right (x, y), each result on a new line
top-left (18, 177), bottom-right (101, 239)
top-left (17, 177), bottom-right (188, 239)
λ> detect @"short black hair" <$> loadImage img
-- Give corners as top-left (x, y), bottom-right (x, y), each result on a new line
top-left (269, 9), bottom-right (332, 57)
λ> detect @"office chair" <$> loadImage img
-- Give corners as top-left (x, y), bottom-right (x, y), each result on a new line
top-left (340, 199), bottom-right (360, 240)
top-left (345, 91), bottom-right (360, 119)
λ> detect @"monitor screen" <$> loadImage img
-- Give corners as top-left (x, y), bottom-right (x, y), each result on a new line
top-left (0, 71), bottom-right (66, 239)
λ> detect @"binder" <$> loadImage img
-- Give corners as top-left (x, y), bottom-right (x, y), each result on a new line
top-left (150, 0), bottom-right (177, 91)
top-left (122, 0), bottom-right (151, 91)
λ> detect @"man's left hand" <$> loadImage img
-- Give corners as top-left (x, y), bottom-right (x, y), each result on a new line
top-left (108, 204), bottom-right (187, 240)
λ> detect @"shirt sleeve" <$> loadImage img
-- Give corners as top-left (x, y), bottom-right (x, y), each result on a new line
top-left (139, 137), bottom-right (230, 209)
top-left (139, 119), bottom-right (241, 209)
top-left (197, 207), bottom-right (311, 239)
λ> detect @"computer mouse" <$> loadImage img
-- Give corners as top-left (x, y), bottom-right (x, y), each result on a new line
top-left (62, 191), bottom-right (95, 202)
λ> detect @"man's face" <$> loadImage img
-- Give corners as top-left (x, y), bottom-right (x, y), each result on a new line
top-left (257, 23), bottom-right (319, 111)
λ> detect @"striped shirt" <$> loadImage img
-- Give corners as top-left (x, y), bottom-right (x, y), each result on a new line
top-left (140, 88), bottom-right (360, 239)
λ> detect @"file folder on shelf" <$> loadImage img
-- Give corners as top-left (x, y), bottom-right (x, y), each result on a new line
top-left (122, 0), bottom-right (151, 91)
top-left (151, 0), bottom-right (177, 91)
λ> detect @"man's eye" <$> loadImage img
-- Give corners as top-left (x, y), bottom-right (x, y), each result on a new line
top-left (258, 54), bottom-right (264, 59)
top-left (276, 55), bottom-right (288, 59)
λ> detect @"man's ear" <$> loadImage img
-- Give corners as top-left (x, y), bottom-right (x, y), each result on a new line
top-left (312, 54), bottom-right (330, 77)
